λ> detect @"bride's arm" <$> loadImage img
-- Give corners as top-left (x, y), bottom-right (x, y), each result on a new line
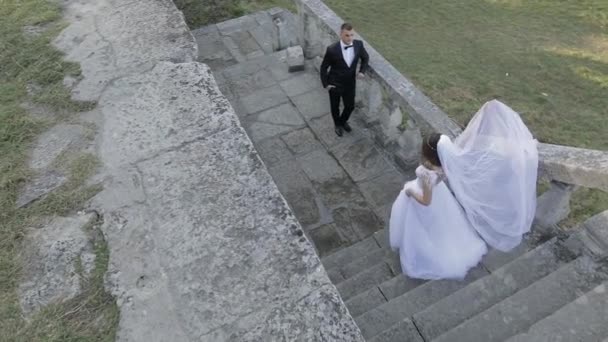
top-left (408, 174), bottom-right (433, 206)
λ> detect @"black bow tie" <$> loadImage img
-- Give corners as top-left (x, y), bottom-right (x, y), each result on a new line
top-left (344, 45), bottom-right (354, 50)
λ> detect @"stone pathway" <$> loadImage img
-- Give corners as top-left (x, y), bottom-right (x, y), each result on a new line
top-left (193, 10), bottom-right (412, 257)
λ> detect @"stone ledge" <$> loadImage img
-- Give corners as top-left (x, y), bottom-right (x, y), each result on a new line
top-left (538, 143), bottom-right (608, 192)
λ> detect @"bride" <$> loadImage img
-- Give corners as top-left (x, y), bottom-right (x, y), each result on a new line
top-left (389, 99), bottom-right (539, 280)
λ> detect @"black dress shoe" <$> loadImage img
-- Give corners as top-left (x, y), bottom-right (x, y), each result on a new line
top-left (343, 122), bottom-right (352, 132)
top-left (334, 126), bottom-right (344, 137)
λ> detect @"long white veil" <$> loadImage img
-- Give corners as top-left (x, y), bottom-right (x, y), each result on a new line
top-left (437, 100), bottom-right (539, 251)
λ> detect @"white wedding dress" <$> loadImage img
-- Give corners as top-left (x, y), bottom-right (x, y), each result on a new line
top-left (389, 165), bottom-right (487, 280)
top-left (439, 100), bottom-right (539, 251)
top-left (389, 99), bottom-right (538, 280)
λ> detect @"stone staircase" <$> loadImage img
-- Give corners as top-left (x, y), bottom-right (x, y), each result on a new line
top-left (322, 226), bottom-right (608, 341)
top-left (194, 9), bottom-right (608, 342)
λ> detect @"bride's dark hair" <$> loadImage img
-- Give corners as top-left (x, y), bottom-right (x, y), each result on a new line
top-left (422, 133), bottom-right (442, 167)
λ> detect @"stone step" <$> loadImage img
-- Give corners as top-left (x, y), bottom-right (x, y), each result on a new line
top-left (345, 273), bottom-right (427, 317)
top-left (355, 265), bottom-right (488, 339)
top-left (434, 257), bottom-right (608, 342)
top-left (321, 232), bottom-right (382, 270)
top-left (505, 281), bottom-right (608, 342)
top-left (339, 248), bottom-right (388, 280)
top-left (411, 238), bottom-right (574, 341)
top-left (345, 286), bottom-right (387, 318)
top-left (326, 267), bottom-right (344, 283)
top-left (480, 238), bottom-right (531, 272)
top-left (368, 318), bottom-right (423, 342)
top-left (347, 233), bottom-right (528, 321)
top-left (377, 273), bottom-right (427, 301)
top-left (373, 229), bottom-right (388, 248)
top-left (336, 262), bottom-right (394, 301)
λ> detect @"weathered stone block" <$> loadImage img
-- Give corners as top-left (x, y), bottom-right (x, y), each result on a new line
top-left (281, 127), bottom-right (323, 155)
top-left (297, 149), bottom-right (345, 183)
top-left (538, 143), bottom-right (608, 192)
top-left (337, 263), bottom-right (394, 300)
top-left (254, 136), bottom-right (294, 167)
top-left (330, 139), bottom-right (394, 182)
top-left (534, 181), bottom-right (577, 229)
top-left (222, 36), bottom-right (246, 63)
top-left (239, 84), bottom-right (288, 115)
top-left (369, 319), bottom-right (424, 342)
top-left (17, 170), bottom-right (68, 208)
top-left (279, 72), bottom-right (319, 97)
top-left (250, 25), bottom-right (275, 54)
top-left (269, 161), bottom-right (321, 226)
top-left (18, 213), bottom-right (97, 317)
top-left (287, 45), bottom-right (305, 72)
top-left (229, 30), bottom-right (263, 56)
top-left (333, 200), bottom-right (383, 242)
top-left (216, 15), bottom-right (257, 35)
top-left (321, 235), bottom-right (381, 270)
top-left (245, 103), bottom-right (306, 142)
top-left (357, 169), bottom-right (407, 213)
top-left (345, 287), bottom-right (387, 317)
top-left (340, 249), bottom-right (387, 279)
top-left (230, 69), bottom-right (277, 97)
top-left (291, 88), bottom-right (330, 120)
top-left (309, 223), bottom-right (347, 257)
top-left (29, 123), bottom-right (86, 170)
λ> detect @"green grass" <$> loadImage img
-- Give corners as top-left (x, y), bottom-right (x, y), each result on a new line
top-left (0, 0), bottom-right (116, 340)
top-left (175, 0), bottom-right (296, 28)
top-left (325, 0), bottom-right (608, 227)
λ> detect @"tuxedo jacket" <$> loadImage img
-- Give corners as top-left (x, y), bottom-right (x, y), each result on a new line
top-left (320, 39), bottom-right (370, 90)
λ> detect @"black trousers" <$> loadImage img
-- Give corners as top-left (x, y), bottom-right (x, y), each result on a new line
top-left (328, 85), bottom-right (355, 127)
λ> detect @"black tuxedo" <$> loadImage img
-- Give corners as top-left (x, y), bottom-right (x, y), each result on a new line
top-left (320, 39), bottom-right (369, 127)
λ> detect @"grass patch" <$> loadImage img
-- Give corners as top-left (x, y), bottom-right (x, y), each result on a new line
top-left (325, 0), bottom-right (608, 226)
top-left (325, 0), bottom-right (608, 150)
top-left (174, 0), bottom-right (295, 28)
top-left (9, 219), bottom-right (119, 342)
top-left (0, 0), bottom-right (116, 340)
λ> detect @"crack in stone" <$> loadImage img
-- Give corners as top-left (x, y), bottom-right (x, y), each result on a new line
top-left (92, 14), bottom-right (118, 71)
top-left (132, 124), bottom-right (240, 166)
top-left (251, 119), bottom-right (305, 127)
top-left (197, 284), bottom-right (333, 339)
top-left (133, 164), bottom-right (150, 203)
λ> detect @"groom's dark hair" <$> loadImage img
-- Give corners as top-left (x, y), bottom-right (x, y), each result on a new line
top-left (422, 133), bottom-right (442, 167)
top-left (341, 23), bottom-right (353, 31)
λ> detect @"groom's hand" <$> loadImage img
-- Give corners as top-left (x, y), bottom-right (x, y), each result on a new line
top-left (326, 84), bottom-right (336, 90)
top-left (357, 72), bottom-right (365, 79)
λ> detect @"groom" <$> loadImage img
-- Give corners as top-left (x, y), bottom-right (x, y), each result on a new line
top-left (320, 22), bottom-right (369, 137)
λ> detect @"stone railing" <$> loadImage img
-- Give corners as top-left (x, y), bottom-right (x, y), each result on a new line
top-left (293, 0), bottom-right (608, 230)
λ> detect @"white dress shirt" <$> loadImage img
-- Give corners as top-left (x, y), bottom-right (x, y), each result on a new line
top-left (340, 40), bottom-right (355, 68)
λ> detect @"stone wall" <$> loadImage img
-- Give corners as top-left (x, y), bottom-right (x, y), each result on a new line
top-left (294, 0), bottom-right (608, 192)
